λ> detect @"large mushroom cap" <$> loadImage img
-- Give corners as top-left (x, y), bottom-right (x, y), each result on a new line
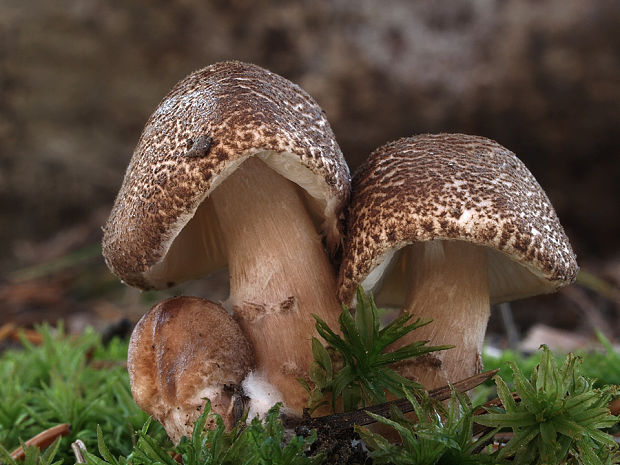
top-left (128, 296), bottom-right (254, 443)
top-left (338, 133), bottom-right (578, 306)
top-left (102, 61), bottom-right (350, 289)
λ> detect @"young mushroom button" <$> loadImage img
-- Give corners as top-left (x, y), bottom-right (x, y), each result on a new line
top-left (128, 297), bottom-right (254, 444)
top-left (337, 133), bottom-right (578, 389)
top-left (102, 61), bottom-right (351, 415)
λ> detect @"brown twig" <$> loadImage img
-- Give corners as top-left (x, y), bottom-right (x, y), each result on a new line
top-left (0, 323), bottom-right (44, 346)
top-left (9, 423), bottom-right (71, 460)
top-left (0, 323), bottom-right (17, 341)
top-left (285, 369), bottom-right (498, 432)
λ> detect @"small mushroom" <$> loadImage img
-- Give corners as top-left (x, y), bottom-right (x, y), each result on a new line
top-left (338, 134), bottom-right (578, 389)
top-left (128, 296), bottom-right (254, 443)
top-left (103, 61), bottom-right (350, 413)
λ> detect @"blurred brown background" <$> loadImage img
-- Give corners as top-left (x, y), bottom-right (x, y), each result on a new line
top-left (1, 0), bottom-right (619, 345)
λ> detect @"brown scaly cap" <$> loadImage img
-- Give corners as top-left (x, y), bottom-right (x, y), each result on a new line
top-left (338, 133), bottom-right (578, 305)
top-left (102, 61), bottom-right (350, 289)
top-left (128, 296), bottom-right (254, 443)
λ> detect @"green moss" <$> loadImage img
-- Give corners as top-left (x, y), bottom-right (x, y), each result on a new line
top-left (0, 324), bottom-right (166, 464)
top-left (1, 292), bottom-right (619, 465)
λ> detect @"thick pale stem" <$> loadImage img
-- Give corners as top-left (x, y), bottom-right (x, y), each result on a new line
top-left (210, 156), bottom-right (341, 413)
top-left (396, 240), bottom-right (490, 389)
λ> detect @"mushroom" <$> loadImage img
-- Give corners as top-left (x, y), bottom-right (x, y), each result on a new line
top-left (103, 61), bottom-right (350, 414)
top-left (128, 296), bottom-right (254, 443)
top-left (338, 133), bottom-right (578, 389)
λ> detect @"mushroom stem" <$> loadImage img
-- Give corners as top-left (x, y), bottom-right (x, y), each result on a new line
top-left (210, 156), bottom-right (342, 414)
top-left (397, 240), bottom-right (490, 389)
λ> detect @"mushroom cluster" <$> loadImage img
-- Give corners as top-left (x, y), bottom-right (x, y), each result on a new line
top-left (102, 62), bottom-right (578, 442)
